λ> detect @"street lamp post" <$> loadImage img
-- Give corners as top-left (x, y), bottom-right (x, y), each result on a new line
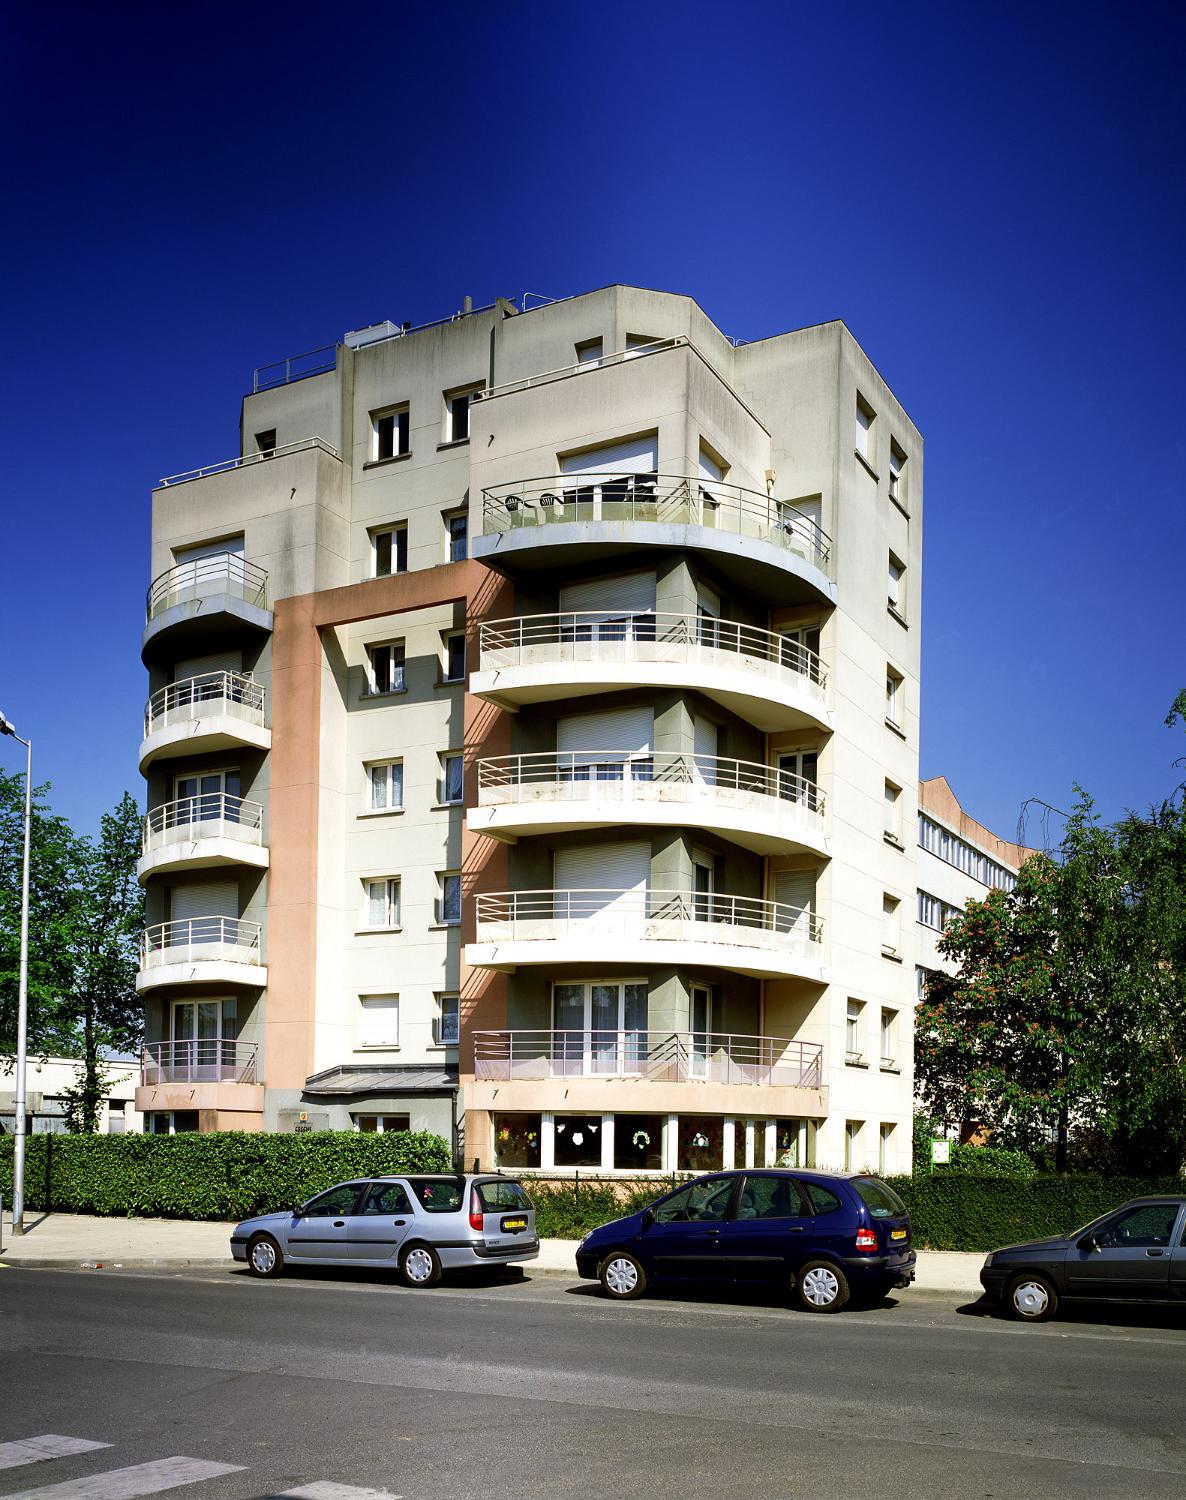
top-left (0, 712), bottom-right (31, 1236)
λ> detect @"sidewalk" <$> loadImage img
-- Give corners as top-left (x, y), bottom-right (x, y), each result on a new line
top-left (0, 1212), bottom-right (986, 1294)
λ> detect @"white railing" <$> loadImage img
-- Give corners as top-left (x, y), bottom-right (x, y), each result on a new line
top-left (146, 552), bottom-right (269, 622)
top-left (158, 435), bottom-right (340, 487)
top-left (141, 1039), bottom-right (259, 1086)
top-left (476, 337), bottom-right (683, 400)
top-left (474, 1029), bottom-right (823, 1089)
top-left (142, 795), bottom-right (264, 855)
top-left (481, 471), bottom-right (832, 576)
top-left (478, 611), bottom-right (826, 693)
top-left (474, 888), bottom-right (823, 955)
top-left (140, 916), bottom-right (263, 970)
top-left (143, 672), bottom-right (266, 738)
top-left (477, 751), bottom-right (824, 820)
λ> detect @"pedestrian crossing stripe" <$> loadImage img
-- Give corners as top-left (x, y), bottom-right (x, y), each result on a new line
top-left (277, 1487), bottom-right (401, 1500)
top-left (0, 1440), bottom-right (111, 1474)
top-left (2, 1457), bottom-right (245, 1500)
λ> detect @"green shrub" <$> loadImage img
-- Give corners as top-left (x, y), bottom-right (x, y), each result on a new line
top-left (938, 1142), bottom-right (1038, 1178)
top-left (0, 1130), bottom-right (451, 1220)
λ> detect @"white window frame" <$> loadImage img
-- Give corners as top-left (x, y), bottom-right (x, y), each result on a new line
top-left (371, 523), bottom-right (408, 578)
top-left (437, 871), bottom-right (462, 926)
top-left (443, 384), bottom-right (483, 443)
top-left (879, 1122), bottom-right (894, 1174)
top-left (438, 752), bottom-right (464, 805)
top-left (371, 404), bottom-right (410, 462)
top-left (845, 1119), bottom-right (864, 1172)
top-left (888, 553), bottom-right (905, 617)
top-left (880, 1008), bottom-right (897, 1069)
top-left (886, 666), bottom-right (904, 731)
top-left (358, 993), bottom-right (400, 1049)
top-left (889, 440), bottom-right (907, 509)
top-left (366, 640), bottom-right (406, 696)
top-left (444, 508), bottom-right (468, 563)
top-left (366, 759), bottom-right (404, 814)
top-left (364, 878), bottom-right (401, 930)
top-left (856, 394), bottom-right (876, 462)
top-left (884, 779), bottom-right (902, 845)
top-left (845, 999), bottom-right (864, 1065)
top-left (352, 1112), bottom-right (411, 1134)
top-left (436, 993), bottom-right (460, 1046)
top-left (882, 894), bottom-right (901, 958)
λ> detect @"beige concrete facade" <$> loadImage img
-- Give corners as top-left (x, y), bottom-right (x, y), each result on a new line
top-left (134, 285), bottom-right (926, 1174)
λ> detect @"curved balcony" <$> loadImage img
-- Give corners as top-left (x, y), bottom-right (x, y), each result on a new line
top-left (473, 474), bottom-right (835, 606)
top-left (470, 752), bottom-right (827, 857)
top-left (139, 672), bottom-right (270, 773)
top-left (136, 1039), bottom-right (264, 1121)
top-left (467, 889), bottom-right (826, 982)
top-left (142, 552), bottom-right (272, 664)
top-left (471, 612), bottom-right (830, 734)
top-left (136, 916), bottom-right (267, 993)
top-left (138, 794), bottom-right (268, 882)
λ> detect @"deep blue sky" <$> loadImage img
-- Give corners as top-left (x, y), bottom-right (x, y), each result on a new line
top-left (2, 2), bottom-right (1183, 846)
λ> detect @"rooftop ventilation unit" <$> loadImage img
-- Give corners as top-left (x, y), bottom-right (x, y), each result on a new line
top-left (343, 321), bottom-right (402, 350)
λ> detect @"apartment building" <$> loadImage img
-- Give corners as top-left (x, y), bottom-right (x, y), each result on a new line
top-left (134, 285), bottom-right (923, 1176)
top-left (915, 775), bottom-right (1036, 1006)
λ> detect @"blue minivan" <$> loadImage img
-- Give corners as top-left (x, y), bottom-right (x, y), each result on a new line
top-left (575, 1169), bottom-right (915, 1312)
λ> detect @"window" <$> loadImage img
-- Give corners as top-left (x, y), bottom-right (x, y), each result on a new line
top-left (367, 759), bottom-right (403, 813)
top-left (554, 1113), bottom-right (603, 1167)
top-left (845, 1120), bottom-right (864, 1172)
top-left (614, 1111), bottom-right (664, 1169)
top-left (477, 1180), bottom-right (533, 1212)
top-left (880, 1008), bottom-right (897, 1069)
top-left (652, 1175), bottom-right (733, 1223)
top-left (366, 641), bottom-right (405, 695)
top-left (255, 429), bottom-right (276, 457)
top-left (372, 405), bottom-right (410, 461)
top-left (1094, 1203), bottom-right (1180, 1249)
top-left (889, 440), bottom-right (907, 509)
top-left (916, 965), bottom-right (933, 1003)
top-left (737, 1176), bottom-right (800, 1220)
top-left (359, 994), bottom-right (399, 1047)
top-left (778, 751), bottom-right (818, 807)
top-left (371, 524), bottom-right (407, 578)
top-left (354, 1119), bottom-right (411, 1143)
top-left (885, 666), bottom-right (904, 731)
top-left (444, 385), bottom-right (481, 443)
top-left (805, 1181), bottom-right (843, 1215)
top-left (303, 1183), bottom-right (364, 1217)
top-left (443, 633), bottom-right (466, 682)
top-left (494, 1113), bottom-right (541, 1169)
top-left (436, 993), bottom-right (460, 1045)
top-left (855, 394), bottom-right (875, 463)
top-left (888, 553), bottom-right (905, 618)
top-left (445, 510), bottom-right (468, 562)
top-left (148, 1110), bottom-right (199, 1135)
top-left (779, 625), bottom-right (822, 679)
top-left (884, 780), bottom-right (902, 844)
top-left (575, 338), bottom-right (602, 365)
top-left (365, 879), bottom-right (400, 929)
top-left (624, 333), bottom-right (660, 358)
top-left (846, 999), bottom-right (864, 1065)
top-left (882, 894), bottom-right (901, 957)
top-left (410, 1179), bottom-right (464, 1213)
top-left (918, 813), bottom-right (1018, 892)
top-left (439, 752), bottom-right (464, 804)
top-left (437, 871), bottom-right (461, 926)
top-left (917, 889), bottom-right (961, 931)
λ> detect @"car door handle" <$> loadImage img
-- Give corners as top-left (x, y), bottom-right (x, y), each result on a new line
top-left (1147, 1248), bottom-right (1165, 1257)
top-left (393, 1219), bottom-right (407, 1227)
top-left (788, 1226), bottom-right (805, 1232)
top-left (333, 1220), bottom-right (346, 1227)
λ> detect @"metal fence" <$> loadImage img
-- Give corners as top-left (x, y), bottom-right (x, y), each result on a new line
top-left (474, 1029), bottom-right (823, 1088)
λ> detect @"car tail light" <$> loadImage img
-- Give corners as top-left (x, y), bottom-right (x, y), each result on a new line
top-left (855, 1226), bottom-right (878, 1252)
top-left (469, 1189), bottom-right (484, 1232)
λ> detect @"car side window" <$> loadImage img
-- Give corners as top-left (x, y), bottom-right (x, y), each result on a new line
top-left (1095, 1203), bottom-right (1180, 1248)
top-left (303, 1184), bottom-right (363, 1217)
top-left (803, 1183), bottom-right (844, 1216)
top-left (360, 1183), bottom-right (413, 1215)
top-left (652, 1176), bottom-right (734, 1223)
top-left (737, 1176), bottom-right (798, 1220)
top-left (410, 1180), bottom-right (465, 1213)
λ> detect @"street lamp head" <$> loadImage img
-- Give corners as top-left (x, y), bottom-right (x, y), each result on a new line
top-left (0, 712), bottom-right (15, 737)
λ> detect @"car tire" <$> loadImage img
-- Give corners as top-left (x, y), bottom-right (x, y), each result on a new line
top-left (795, 1259), bottom-right (850, 1313)
top-left (399, 1242), bottom-right (442, 1288)
top-left (598, 1251), bottom-right (647, 1301)
top-left (1006, 1271), bottom-right (1058, 1322)
top-left (246, 1234), bottom-right (284, 1279)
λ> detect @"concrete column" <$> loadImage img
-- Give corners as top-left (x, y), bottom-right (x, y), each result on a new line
top-left (722, 1119), bottom-right (735, 1170)
top-left (664, 1113), bottom-right (678, 1172)
top-left (601, 1113), bottom-right (615, 1171)
top-left (541, 1112), bottom-right (555, 1169)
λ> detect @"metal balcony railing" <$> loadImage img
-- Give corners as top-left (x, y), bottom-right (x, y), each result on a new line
top-left (481, 471), bottom-right (832, 576)
top-left (478, 610), bottom-right (826, 692)
top-left (140, 916), bottom-right (263, 970)
top-left (141, 1039), bottom-right (259, 1086)
top-left (143, 672), bottom-right (266, 738)
top-left (475, 337), bottom-right (683, 399)
top-left (142, 795), bottom-right (264, 855)
top-left (158, 435), bottom-right (340, 486)
top-left (477, 751), bottom-right (824, 820)
top-left (474, 888), bottom-right (823, 954)
top-left (252, 350), bottom-right (339, 394)
top-left (474, 1029), bottom-right (824, 1089)
top-left (146, 552), bottom-right (269, 622)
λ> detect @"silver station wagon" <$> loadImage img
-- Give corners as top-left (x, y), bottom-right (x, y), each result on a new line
top-left (230, 1173), bottom-right (539, 1285)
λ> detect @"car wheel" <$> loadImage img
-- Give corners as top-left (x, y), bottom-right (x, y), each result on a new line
top-left (246, 1234), bottom-right (284, 1279)
top-left (796, 1259), bottom-right (850, 1313)
top-left (1006, 1272), bottom-right (1058, 1322)
top-left (400, 1243), bottom-right (442, 1288)
top-left (599, 1251), bottom-right (647, 1301)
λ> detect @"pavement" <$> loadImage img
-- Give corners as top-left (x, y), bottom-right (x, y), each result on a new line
top-left (0, 1209), bottom-right (987, 1292)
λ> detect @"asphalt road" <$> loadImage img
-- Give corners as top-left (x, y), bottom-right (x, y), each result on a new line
top-left (3, 1265), bottom-right (1186, 1500)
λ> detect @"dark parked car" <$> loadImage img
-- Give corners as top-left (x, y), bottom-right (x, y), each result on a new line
top-left (980, 1196), bottom-right (1186, 1321)
top-left (575, 1169), bottom-right (916, 1312)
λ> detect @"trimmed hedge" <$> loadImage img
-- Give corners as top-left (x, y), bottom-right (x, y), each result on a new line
top-left (0, 1130), bottom-right (451, 1220)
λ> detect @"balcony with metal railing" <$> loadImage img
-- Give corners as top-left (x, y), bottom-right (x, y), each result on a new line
top-left (136, 916), bottom-right (267, 993)
top-left (471, 611), bottom-right (830, 734)
top-left (141, 1038), bottom-right (259, 1086)
top-left (467, 888), bottom-right (826, 982)
top-left (474, 1028), bottom-right (823, 1091)
top-left (138, 794), bottom-right (267, 882)
top-left (470, 751), bottom-right (827, 857)
top-left (142, 550), bottom-right (272, 663)
top-left (473, 470), bottom-right (834, 604)
top-left (139, 671), bottom-right (270, 772)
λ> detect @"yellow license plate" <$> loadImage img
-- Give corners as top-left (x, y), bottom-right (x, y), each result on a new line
top-left (891, 1229), bottom-right (907, 1241)
top-left (502, 1217), bottom-right (528, 1232)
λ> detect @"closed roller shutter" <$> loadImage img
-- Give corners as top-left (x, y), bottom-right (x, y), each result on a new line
top-left (559, 570), bottom-right (656, 616)
top-left (557, 705), bottom-right (653, 759)
top-left (554, 841), bottom-right (649, 919)
top-left (560, 435), bottom-right (658, 476)
top-left (170, 880), bottom-right (238, 922)
top-left (773, 871), bottom-right (815, 937)
top-left (174, 536), bottom-right (244, 563)
top-left (174, 651), bottom-right (243, 682)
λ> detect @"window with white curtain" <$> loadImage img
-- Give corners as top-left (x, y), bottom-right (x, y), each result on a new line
top-left (366, 878), bottom-right (400, 928)
top-left (367, 760), bottom-right (403, 813)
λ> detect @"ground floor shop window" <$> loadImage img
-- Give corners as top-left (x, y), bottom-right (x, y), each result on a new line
top-left (614, 1113), bottom-right (664, 1170)
top-left (554, 1114), bottom-right (602, 1167)
top-left (149, 1110), bottom-right (199, 1134)
top-left (353, 1113), bottom-right (410, 1134)
top-left (677, 1114), bottom-right (724, 1173)
top-left (495, 1112), bottom-right (541, 1168)
top-left (773, 1117), bottom-right (816, 1168)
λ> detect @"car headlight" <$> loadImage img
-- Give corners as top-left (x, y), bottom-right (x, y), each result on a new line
top-left (983, 1253), bottom-right (994, 1268)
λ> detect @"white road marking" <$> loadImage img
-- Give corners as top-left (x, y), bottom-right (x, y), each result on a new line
top-left (0, 1439), bottom-right (111, 1472)
top-left (277, 1486), bottom-right (402, 1500)
top-left (2, 1457), bottom-right (245, 1500)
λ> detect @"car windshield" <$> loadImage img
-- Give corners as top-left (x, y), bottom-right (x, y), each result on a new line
top-left (851, 1177), bottom-right (908, 1218)
top-left (476, 1180), bottom-right (533, 1212)
top-left (409, 1179), bottom-right (464, 1213)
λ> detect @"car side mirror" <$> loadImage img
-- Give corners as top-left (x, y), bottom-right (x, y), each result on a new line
top-left (1078, 1233), bottom-right (1099, 1253)
top-left (641, 1208), bottom-right (654, 1230)
top-left (291, 1205), bottom-right (305, 1218)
